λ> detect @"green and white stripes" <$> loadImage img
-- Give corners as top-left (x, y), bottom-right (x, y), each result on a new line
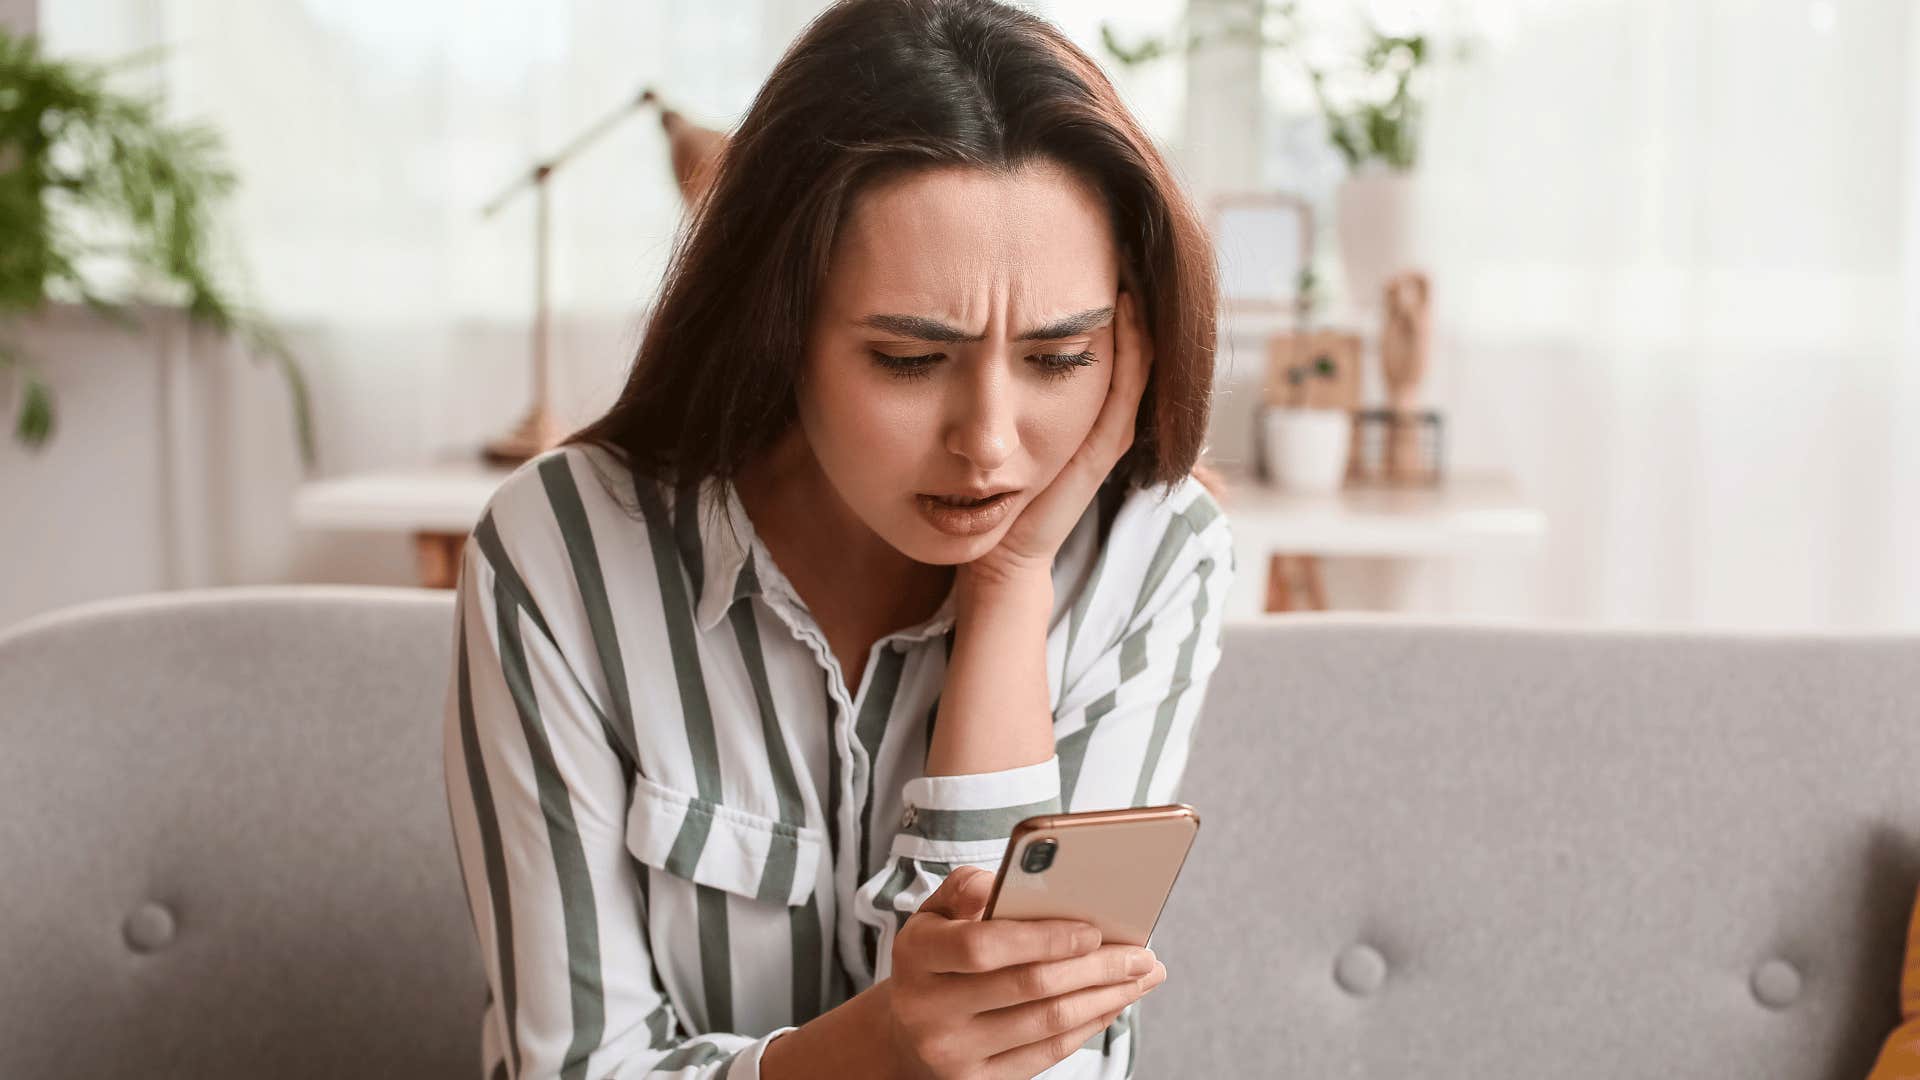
top-left (443, 445), bottom-right (1230, 1079)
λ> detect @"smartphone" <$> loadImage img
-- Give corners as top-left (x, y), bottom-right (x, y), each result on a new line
top-left (982, 803), bottom-right (1200, 947)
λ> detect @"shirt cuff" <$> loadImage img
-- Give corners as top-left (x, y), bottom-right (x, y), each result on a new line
top-left (890, 755), bottom-right (1063, 864)
top-left (722, 1026), bottom-right (796, 1080)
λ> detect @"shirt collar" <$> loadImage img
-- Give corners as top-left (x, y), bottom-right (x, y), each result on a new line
top-left (690, 477), bottom-right (760, 632)
top-left (689, 477), bottom-right (959, 643)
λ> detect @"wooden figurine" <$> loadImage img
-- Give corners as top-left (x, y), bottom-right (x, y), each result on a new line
top-left (1379, 270), bottom-right (1432, 484)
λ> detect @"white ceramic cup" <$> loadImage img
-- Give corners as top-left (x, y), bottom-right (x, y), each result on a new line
top-left (1261, 408), bottom-right (1352, 494)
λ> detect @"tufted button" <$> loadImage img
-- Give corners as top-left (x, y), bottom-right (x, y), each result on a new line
top-left (1751, 959), bottom-right (1802, 1009)
top-left (1333, 944), bottom-right (1387, 996)
top-left (123, 902), bottom-right (177, 953)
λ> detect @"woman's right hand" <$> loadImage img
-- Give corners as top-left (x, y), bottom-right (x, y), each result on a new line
top-left (883, 865), bottom-right (1168, 1079)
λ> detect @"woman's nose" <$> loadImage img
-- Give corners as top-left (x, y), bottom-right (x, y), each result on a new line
top-left (944, 362), bottom-right (1017, 471)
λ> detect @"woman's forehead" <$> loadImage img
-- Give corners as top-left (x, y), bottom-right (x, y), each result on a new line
top-left (827, 163), bottom-right (1119, 317)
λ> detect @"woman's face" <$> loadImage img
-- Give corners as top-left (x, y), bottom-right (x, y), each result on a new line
top-left (798, 160), bottom-right (1122, 566)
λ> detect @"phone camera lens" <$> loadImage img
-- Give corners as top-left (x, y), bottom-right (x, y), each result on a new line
top-left (1021, 838), bottom-right (1057, 874)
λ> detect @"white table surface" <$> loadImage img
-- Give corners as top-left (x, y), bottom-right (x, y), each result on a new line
top-left (1213, 466), bottom-right (1547, 559)
top-left (296, 459), bottom-right (1547, 557)
top-left (293, 459), bottom-right (516, 535)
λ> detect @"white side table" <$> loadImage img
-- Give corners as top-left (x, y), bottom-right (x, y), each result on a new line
top-left (295, 461), bottom-right (1549, 603)
top-left (293, 460), bottom-right (514, 588)
top-left (1209, 465), bottom-right (1548, 612)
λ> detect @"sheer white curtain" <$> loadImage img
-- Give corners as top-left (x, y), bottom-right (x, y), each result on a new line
top-left (41, 0), bottom-right (1914, 628)
top-left (1357, 0), bottom-right (1920, 628)
top-left (84, 0), bottom-right (1184, 469)
top-left (36, 0), bottom-right (1183, 584)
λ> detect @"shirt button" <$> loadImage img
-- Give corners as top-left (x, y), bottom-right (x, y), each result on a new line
top-left (901, 805), bottom-right (918, 829)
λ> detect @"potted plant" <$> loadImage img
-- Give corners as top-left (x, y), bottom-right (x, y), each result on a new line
top-left (1247, 265), bottom-right (1354, 494)
top-left (0, 27), bottom-right (311, 462)
top-left (1262, 341), bottom-right (1353, 495)
top-left (1103, 1), bottom-right (1468, 314)
top-left (1310, 22), bottom-right (1428, 316)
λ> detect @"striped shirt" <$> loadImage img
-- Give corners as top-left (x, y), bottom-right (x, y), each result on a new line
top-left (442, 442), bottom-right (1234, 1079)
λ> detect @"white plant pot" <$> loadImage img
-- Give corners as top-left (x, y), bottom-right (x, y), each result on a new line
top-left (1335, 170), bottom-right (1417, 315)
top-left (1261, 408), bottom-right (1352, 495)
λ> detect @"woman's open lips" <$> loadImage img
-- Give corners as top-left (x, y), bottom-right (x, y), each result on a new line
top-left (915, 490), bottom-right (1017, 537)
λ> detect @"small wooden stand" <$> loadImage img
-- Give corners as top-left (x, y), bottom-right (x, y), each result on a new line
top-left (414, 533), bottom-right (467, 590)
top-left (1265, 554), bottom-right (1328, 612)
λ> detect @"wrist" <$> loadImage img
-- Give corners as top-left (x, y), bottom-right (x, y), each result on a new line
top-left (760, 978), bottom-right (905, 1080)
top-left (956, 561), bottom-right (1054, 618)
top-left (868, 979), bottom-right (910, 1077)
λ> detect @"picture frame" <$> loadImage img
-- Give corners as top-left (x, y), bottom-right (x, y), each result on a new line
top-left (1210, 192), bottom-right (1315, 313)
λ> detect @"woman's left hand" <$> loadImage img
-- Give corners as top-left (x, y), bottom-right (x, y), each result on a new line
top-left (961, 288), bottom-right (1152, 593)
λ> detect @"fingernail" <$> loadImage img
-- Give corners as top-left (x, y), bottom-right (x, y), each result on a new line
top-left (1126, 949), bottom-right (1156, 975)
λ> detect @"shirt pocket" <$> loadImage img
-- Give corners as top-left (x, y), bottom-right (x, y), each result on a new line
top-left (623, 771), bottom-right (824, 907)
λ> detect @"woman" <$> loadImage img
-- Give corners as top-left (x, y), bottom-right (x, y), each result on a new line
top-left (443, 0), bottom-right (1233, 1076)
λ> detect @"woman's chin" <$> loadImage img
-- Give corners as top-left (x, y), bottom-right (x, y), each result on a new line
top-left (895, 522), bottom-right (1005, 566)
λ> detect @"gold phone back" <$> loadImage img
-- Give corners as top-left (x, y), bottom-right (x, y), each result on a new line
top-left (989, 810), bottom-right (1199, 947)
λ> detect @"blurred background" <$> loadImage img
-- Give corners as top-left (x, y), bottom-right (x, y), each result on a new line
top-left (2, 0), bottom-right (1916, 631)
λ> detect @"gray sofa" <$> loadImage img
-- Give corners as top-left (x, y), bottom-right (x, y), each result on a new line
top-left (1, 586), bottom-right (1916, 1078)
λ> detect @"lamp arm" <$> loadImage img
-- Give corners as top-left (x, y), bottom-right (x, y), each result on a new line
top-left (478, 86), bottom-right (655, 218)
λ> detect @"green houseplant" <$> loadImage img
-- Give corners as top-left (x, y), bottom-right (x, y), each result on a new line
top-left (1103, 0), bottom-right (1474, 311)
top-left (1101, 0), bottom-right (1440, 174)
top-left (0, 27), bottom-right (311, 462)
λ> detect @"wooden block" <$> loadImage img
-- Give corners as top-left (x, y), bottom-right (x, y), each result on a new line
top-left (414, 532), bottom-right (467, 590)
top-left (1265, 553), bottom-right (1329, 612)
top-left (1265, 331), bottom-right (1362, 410)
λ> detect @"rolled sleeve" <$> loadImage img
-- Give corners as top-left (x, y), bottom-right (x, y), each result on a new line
top-left (891, 753), bottom-right (1063, 860)
top-left (852, 755), bottom-right (1062, 984)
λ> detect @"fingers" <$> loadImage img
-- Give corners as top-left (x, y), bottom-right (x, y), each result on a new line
top-left (984, 1007), bottom-right (1128, 1080)
top-left (1112, 288), bottom-right (1152, 406)
top-left (900, 867), bottom-right (1106, 978)
top-left (1081, 289), bottom-right (1152, 464)
top-left (914, 864), bottom-right (993, 921)
top-left (913, 915), bottom-right (1103, 975)
top-left (975, 960), bottom-right (1167, 1068)
top-left (959, 287), bottom-right (1154, 571)
top-left (945, 943), bottom-right (1157, 1013)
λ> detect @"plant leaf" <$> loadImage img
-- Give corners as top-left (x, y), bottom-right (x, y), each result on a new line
top-left (1, 24), bottom-right (308, 463)
top-left (16, 372), bottom-right (53, 448)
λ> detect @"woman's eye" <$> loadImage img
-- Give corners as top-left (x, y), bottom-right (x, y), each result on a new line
top-left (869, 351), bottom-right (942, 380)
top-left (1033, 350), bottom-right (1098, 379)
top-left (868, 349), bottom-right (1098, 381)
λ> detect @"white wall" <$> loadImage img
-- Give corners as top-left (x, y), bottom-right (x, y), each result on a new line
top-left (0, 0), bottom-right (35, 32)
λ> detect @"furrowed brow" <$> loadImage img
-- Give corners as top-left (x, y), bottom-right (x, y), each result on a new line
top-left (857, 305), bottom-right (1114, 344)
top-left (1013, 306), bottom-right (1113, 341)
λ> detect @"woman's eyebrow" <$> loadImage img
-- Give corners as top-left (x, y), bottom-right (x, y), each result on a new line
top-left (856, 305), bottom-right (1115, 343)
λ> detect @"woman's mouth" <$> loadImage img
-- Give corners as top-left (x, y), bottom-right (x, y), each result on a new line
top-left (916, 490), bottom-right (1017, 536)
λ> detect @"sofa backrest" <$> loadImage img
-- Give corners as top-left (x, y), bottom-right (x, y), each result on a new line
top-left (1144, 615), bottom-right (1920, 1080)
top-left (6, 591), bottom-right (1918, 1079)
top-left (0, 587), bottom-right (475, 1079)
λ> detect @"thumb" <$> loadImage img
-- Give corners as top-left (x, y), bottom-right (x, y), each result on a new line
top-left (917, 865), bottom-right (994, 921)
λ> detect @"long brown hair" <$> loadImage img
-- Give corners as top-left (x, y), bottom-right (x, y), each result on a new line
top-left (568, 0), bottom-right (1218, 491)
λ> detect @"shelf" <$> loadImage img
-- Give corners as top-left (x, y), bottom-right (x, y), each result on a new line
top-left (294, 460), bottom-right (1548, 564)
top-left (1214, 467), bottom-right (1547, 559)
top-left (293, 459), bottom-right (513, 535)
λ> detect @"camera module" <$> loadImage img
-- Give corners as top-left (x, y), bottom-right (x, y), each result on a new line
top-left (1021, 838), bottom-right (1057, 874)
